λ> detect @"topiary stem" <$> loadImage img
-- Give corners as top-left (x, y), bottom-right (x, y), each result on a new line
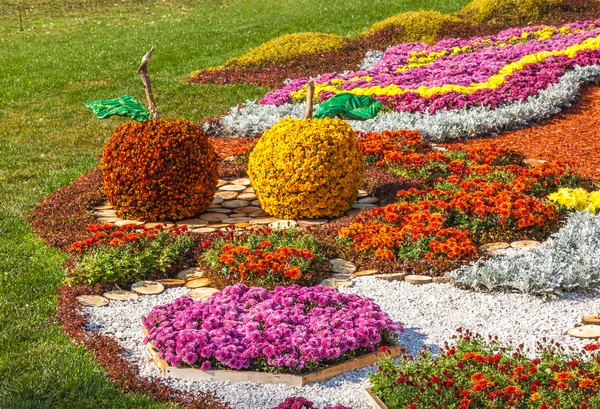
top-left (303, 81), bottom-right (315, 119)
top-left (138, 47), bottom-right (159, 120)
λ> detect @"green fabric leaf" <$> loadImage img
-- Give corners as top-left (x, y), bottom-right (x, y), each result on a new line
top-left (85, 95), bottom-right (151, 122)
top-left (314, 92), bottom-right (383, 120)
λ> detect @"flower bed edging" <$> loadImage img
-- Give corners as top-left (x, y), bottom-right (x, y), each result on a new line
top-left (143, 327), bottom-right (402, 386)
top-left (363, 388), bottom-right (387, 409)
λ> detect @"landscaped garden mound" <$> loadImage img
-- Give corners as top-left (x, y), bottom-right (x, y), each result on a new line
top-left (222, 19), bottom-right (600, 140)
top-left (187, 0), bottom-right (600, 89)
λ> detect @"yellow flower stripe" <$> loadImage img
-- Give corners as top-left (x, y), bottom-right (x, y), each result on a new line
top-left (397, 25), bottom-right (590, 73)
top-left (291, 33), bottom-right (600, 101)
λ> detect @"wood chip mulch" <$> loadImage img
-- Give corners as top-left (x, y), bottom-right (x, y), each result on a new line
top-left (442, 86), bottom-right (600, 182)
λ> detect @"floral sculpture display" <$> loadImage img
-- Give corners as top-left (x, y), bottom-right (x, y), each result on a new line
top-left (142, 284), bottom-right (400, 372)
top-left (370, 329), bottom-right (600, 408)
top-left (100, 119), bottom-right (219, 221)
top-left (247, 117), bottom-right (364, 219)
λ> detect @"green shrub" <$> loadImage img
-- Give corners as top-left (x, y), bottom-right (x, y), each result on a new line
top-left (458, 0), bottom-right (564, 25)
top-left (67, 224), bottom-right (196, 285)
top-left (366, 11), bottom-right (462, 44)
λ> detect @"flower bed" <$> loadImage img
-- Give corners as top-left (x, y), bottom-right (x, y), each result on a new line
top-left (142, 284), bottom-right (401, 374)
top-left (271, 397), bottom-right (352, 409)
top-left (221, 20), bottom-right (600, 140)
top-left (67, 223), bottom-right (196, 285)
top-left (368, 329), bottom-right (600, 409)
top-left (201, 228), bottom-right (328, 289)
top-left (336, 130), bottom-right (578, 272)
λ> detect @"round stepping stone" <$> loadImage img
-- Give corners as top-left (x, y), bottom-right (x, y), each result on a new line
top-left (231, 178), bottom-right (251, 186)
top-left (212, 196), bottom-right (224, 205)
top-left (234, 206), bottom-right (261, 214)
top-left (235, 222), bottom-right (250, 228)
top-left (269, 220), bottom-right (298, 229)
top-left (114, 219), bottom-right (144, 227)
top-left (357, 190), bottom-right (369, 198)
top-left (193, 227), bottom-right (217, 234)
top-left (157, 278), bottom-right (186, 288)
top-left (358, 197), bottom-right (379, 204)
top-left (177, 269), bottom-right (204, 281)
top-left (210, 223), bottom-right (230, 229)
top-left (199, 213), bottom-right (228, 222)
top-left (219, 184), bottom-right (246, 192)
top-left (243, 187), bottom-right (255, 193)
top-left (524, 158), bottom-right (546, 167)
top-left (221, 200), bottom-right (251, 209)
top-left (510, 240), bottom-right (540, 249)
top-left (77, 294), bottom-right (109, 307)
top-left (188, 287), bottom-right (219, 300)
top-left (352, 203), bottom-right (377, 209)
top-left (332, 273), bottom-right (353, 280)
top-left (249, 210), bottom-right (269, 218)
top-left (566, 325), bottom-right (600, 339)
top-left (321, 278), bottom-right (354, 289)
top-left (97, 217), bottom-right (120, 224)
top-left (215, 191), bottom-right (239, 200)
top-left (404, 275), bottom-right (433, 285)
top-left (375, 273), bottom-right (406, 281)
top-left (582, 315), bottom-right (600, 325)
top-left (222, 217), bottom-right (251, 224)
top-left (217, 180), bottom-right (228, 187)
top-left (103, 290), bottom-right (138, 301)
top-left (238, 193), bottom-right (257, 201)
top-left (96, 210), bottom-right (117, 217)
top-left (480, 242), bottom-right (510, 251)
top-left (354, 269), bottom-right (379, 277)
top-left (250, 217), bottom-right (279, 225)
top-left (251, 200), bottom-right (261, 206)
top-left (176, 219), bottom-right (208, 228)
top-left (131, 281), bottom-right (165, 295)
top-left (330, 258), bottom-right (356, 274)
top-left (206, 208), bottom-right (232, 214)
top-left (185, 278), bottom-right (212, 289)
top-left (94, 203), bottom-right (113, 210)
top-left (431, 146), bottom-right (447, 152)
top-left (297, 218), bottom-right (328, 227)
top-left (145, 222), bottom-right (175, 229)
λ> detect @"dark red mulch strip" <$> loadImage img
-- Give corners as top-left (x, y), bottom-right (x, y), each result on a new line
top-left (187, 28), bottom-right (403, 89)
top-left (187, 1), bottom-right (600, 89)
top-left (56, 283), bottom-right (230, 409)
top-left (28, 168), bottom-right (106, 252)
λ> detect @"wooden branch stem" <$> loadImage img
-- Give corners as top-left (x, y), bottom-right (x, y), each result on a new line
top-left (138, 47), bottom-right (159, 120)
top-left (303, 81), bottom-right (315, 119)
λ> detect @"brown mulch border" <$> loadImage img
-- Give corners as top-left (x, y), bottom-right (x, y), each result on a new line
top-left (56, 283), bottom-right (230, 409)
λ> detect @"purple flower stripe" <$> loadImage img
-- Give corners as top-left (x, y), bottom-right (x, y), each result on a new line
top-left (259, 20), bottom-right (600, 113)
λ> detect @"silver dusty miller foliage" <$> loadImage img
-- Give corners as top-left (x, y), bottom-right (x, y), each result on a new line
top-left (220, 65), bottom-right (600, 141)
top-left (448, 211), bottom-right (600, 297)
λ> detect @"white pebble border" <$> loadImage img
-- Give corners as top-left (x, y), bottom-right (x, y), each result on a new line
top-left (85, 278), bottom-right (600, 409)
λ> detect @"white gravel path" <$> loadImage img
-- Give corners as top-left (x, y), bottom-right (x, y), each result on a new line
top-left (85, 278), bottom-right (600, 409)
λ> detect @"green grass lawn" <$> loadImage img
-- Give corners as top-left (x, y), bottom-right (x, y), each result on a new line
top-left (0, 0), bottom-right (469, 407)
